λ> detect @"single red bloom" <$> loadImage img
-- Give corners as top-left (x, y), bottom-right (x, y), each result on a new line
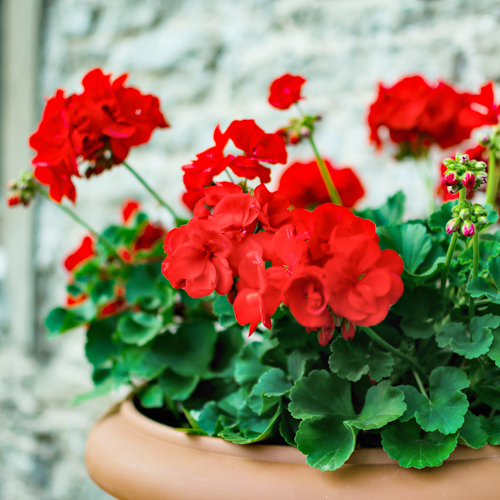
top-left (277, 159), bottom-right (364, 209)
top-left (162, 219), bottom-right (233, 298)
top-left (268, 74), bottom-right (306, 110)
top-left (122, 199), bottom-right (140, 223)
top-left (253, 184), bottom-right (292, 232)
top-left (134, 222), bottom-right (166, 251)
top-left (64, 236), bottom-right (95, 271)
top-left (282, 265), bottom-right (331, 329)
top-left (325, 235), bottom-right (404, 326)
top-left (233, 251), bottom-right (287, 334)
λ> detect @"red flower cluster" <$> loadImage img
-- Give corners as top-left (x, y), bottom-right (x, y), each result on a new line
top-left (162, 184), bottom-right (403, 343)
top-left (181, 120), bottom-right (287, 210)
top-left (436, 145), bottom-right (486, 202)
top-left (368, 75), bottom-right (498, 156)
top-left (30, 69), bottom-right (168, 203)
top-left (268, 74), bottom-right (306, 110)
top-left (278, 159), bottom-right (364, 209)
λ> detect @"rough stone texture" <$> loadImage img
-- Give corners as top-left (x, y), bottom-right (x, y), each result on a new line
top-left (3, 0), bottom-right (500, 498)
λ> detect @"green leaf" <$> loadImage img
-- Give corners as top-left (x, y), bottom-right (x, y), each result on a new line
top-left (90, 280), bottom-right (115, 305)
top-left (152, 321), bottom-right (218, 377)
top-left (467, 277), bottom-right (500, 304)
top-left (476, 385), bottom-right (500, 411)
top-left (479, 415), bottom-right (500, 445)
top-left (219, 403), bottom-right (282, 444)
top-left (398, 385), bottom-right (427, 422)
top-left (85, 319), bottom-right (119, 367)
top-left (139, 383), bottom-right (164, 408)
top-left (247, 368), bottom-right (292, 415)
top-left (197, 402), bottom-right (230, 436)
top-left (356, 191), bottom-right (405, 227)
top-left (279, 407), bottom-right (299, 446)
top-left (489, 257), bottom-right (500, 288)
top-left (158, 369), bottom-right (199, 401)
top-left (70, 378), bottom-right (114, 405)
top-left (345, 381), bottom-right (406, 430)
top-left (429, 202), bottom-right (454, 232)
top-left (458, 411), bottom-right (488, 449)
top-left (287, 349), bottom-right (319, 382)
top-left (209, 325), bottom-right (244, 377)
top-left (234, 342), bottom-right (272, 385)
top-left (289, 370), bottom-right (355, 420)
top-left (45, 307), bottom-right (88, 336)
top-left (414, 366), bottom-right (470, 435)
top-left (486, 203), bottom-right (500, 226)
top-left (401, 317), bottom-right (435, 339)
top-left (381, 419), bottom-right (458, 468)
top-left (436, 315), bottom-right (500, 359)
top-left (328, 334), bottom-right (394, 382)
top-left (213, 295), bottom-right (237, 328)
top-left (295, 416), bottom-right (357, 471)
top-left (377, 224), bottom-right (432, 275)
top-left (125, 263), bottom-right (162, 304)
top-left (117, 312), bottom-right (162, 346)
top-left (488, 327), bottom-right (500, 368)
top-left (120, 344), bottom-right (167, 380)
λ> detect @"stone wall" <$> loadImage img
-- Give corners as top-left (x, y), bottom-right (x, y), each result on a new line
top-left (2, 0), bottom-right (500, 498)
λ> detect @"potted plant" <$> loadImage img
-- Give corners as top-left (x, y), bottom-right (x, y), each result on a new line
top-left (9, 69), bottom-right (500, 500)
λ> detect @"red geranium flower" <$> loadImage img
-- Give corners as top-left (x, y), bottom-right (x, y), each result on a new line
top-left (63, 236), bottom-right (95, 271)
top-left (268, 74), bottom-right (306, 110)
top-left (368, 75), bottom-right (499, 157)
top-left (233, 251), bottom-right (287, 334)
top-left (122, 199), bottom-right (140, 223)
top-left (325, 234), bottom-right (404, 326)
top-left (162, 219), bottom-right (233, 298)
top-left (278, 159), bottom-right (364, 209)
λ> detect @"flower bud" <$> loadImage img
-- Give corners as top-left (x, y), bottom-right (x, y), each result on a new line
top-left (475, 161), bottom-right (487, 171)
top-left (459, 154), bottom-right (469, 165)
top-left (462, 172), bottom-right (476, 190)
top-left (341, 320), bottom-right (355, 341)
top-left (446, 217), bottom-right (461, 234)
top-left (289, 130), bottom-right (301, 144)
top-left (459, 208), bottom-right (470, 219)
top-left (443, 158), bottom-right (455, 168)
top-left (462, 220), bottom-right (476, 238)
top-left (476, 172), bottom-right (488, 185)
top-left (447, 184), bottom-right (460, 194)
top-left (472, 204), bottom-right (486, 216)
top-left (480, 136), bottom-right (491, 146)
top-left (477, 215), bottom-right (488, 226)
top-left (7, 191), bottom-right (21, 207)
top-left (441, 170), bottom-right (459, 186)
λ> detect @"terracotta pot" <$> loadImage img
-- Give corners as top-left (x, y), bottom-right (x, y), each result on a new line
top-left (86, 398), bottom-right (500, 500)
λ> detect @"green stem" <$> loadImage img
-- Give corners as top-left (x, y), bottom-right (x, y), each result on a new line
top-left (294, 102), bottom-right (342, 206)
top-left (440, 188), bottom-right (466, 300)
top-left (123, 162), bottom-right (182, 225)
top-left (413, 370), bottom-right (428, 399)
top-left (308, 135), bottom-right (343, 205)
top-left (469, 232), bottom-right (480, 318)
top-left (225, 168), bottom-right (236, 183)
top-left (361, 326), bottom-right (427, 380)
top-left (35, 184), bottom-right (116, 254)
top-left (486, 145), bottom-right (498, 208)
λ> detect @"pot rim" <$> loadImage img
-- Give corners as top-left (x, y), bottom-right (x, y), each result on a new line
top-left (115, 397), bottom-right (500, 466)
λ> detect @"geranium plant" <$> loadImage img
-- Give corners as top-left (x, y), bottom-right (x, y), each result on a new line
top-left (9, 69), bottom-right (500, 471)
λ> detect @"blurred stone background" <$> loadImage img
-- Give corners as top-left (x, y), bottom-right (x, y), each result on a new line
top-left (1, 0), bottom-right (500, 498)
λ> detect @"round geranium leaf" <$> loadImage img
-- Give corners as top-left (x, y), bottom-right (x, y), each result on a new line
top-left (295, 416), bottom-right (356, 471)
top-left (346, 381), bottom-right (406, 431)
top-left (117, 311), bottom-right (162, 346)
top-left (414, 366), bottom-right (470, 435)
top-left (458, 411), bottom-right (488, 449)
top-left (381, 419), bottom-right (458, 468)
top-left (328, 335), bottom-right (394, 382)
top-left (248, 368), bottom-right (292, 415)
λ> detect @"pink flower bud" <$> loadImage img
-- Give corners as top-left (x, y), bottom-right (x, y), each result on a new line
top-left (442, 171), bottom-right (459, 186)
top-left (462, 172), bottom-right (476, 190)
top-left (462, 220), bottom-right (475, 238)
top-left (6, 192), bottom-right (21, 207)
top-left (476, 172), bottom-right (488, 185)
top-left (446, 218), bottom-right (461, 234)
top-left (447, 184), bottom-right (460, 194)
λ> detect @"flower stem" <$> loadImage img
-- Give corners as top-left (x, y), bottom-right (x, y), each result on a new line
top-left (308, 135), bottom-right (343, 205)
top-left (294, 102), bottom-right (342, 206)
top-left (361, 326), bottom-right (427, 380)
top-left (123, 162), bottom-right (182, 225)
top-left (413, 370), bottom-right (428, 399)
top-left (225, 168), bottom-right (236, 183)
top-left (486, 141), bottom-right (498, 209)
top-left (35, 184), bottom-right (116, 254)
top-left (440, 188), bottom-right (466, 300)
top-left (469, 231), bottom-right (480, 318)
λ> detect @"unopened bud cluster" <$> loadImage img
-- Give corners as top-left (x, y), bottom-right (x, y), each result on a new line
top-left (277, 114), bottom-right (321, 145)
top-left (446, 200), bottom-right (488, 237)
top-left (6, 171), bottom-right (37, 207)
top-left (441, 154), bottom-right (487, 193)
